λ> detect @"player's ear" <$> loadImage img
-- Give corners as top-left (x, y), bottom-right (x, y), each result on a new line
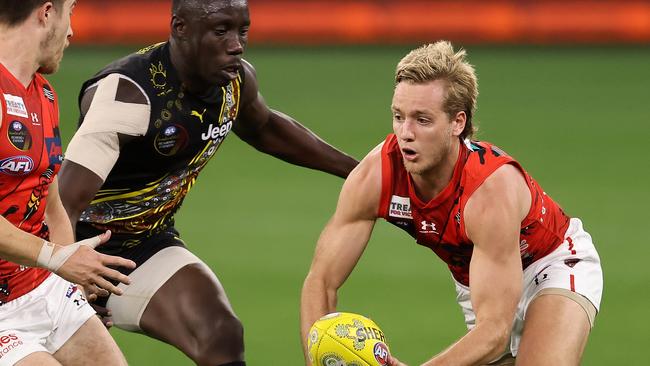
top-left (37, 2), bottom-right (55, 26)
top-left (171, 15), bottom-right (187, 40)
top-left (451, 111), bottom-right (466, 137)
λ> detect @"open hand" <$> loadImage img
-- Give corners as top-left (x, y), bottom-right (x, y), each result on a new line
top-left (40, 231), bottom-right (136, 301)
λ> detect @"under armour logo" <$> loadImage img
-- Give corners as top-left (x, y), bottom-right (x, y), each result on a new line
top-left (191, 108), bottom-right (206, 123)
top-left (73, 292), bottom-right (87, 307)
top-left (31, 113), bottom-right (39, 124)
top-left (420, 220), bottom-right (439, 234)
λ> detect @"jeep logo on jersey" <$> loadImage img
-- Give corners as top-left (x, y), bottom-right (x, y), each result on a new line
top-left (0, 156), bottom-right (34, 175)
top-left (201, 120), bottom-right (233, 141)
top-left (389, 195), bottom-right (412, 219)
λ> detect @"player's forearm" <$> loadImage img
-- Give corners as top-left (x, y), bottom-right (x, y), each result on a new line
top-left (422, 320), bottom-right (510, 366)
top-left (250, 111), bottom-right (358, 178)
top-left (0, 216), bottom-right (46, 267)
top-left (300, 273), bottom-right (337, 352)
top-left (45, 203), bottom-right (75, 245)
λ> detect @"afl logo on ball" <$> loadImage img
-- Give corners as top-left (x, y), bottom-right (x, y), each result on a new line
top-left (373, 342), bottom-right (390, 365)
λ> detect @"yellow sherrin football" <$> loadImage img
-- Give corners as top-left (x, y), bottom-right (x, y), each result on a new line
top-left (307, 312), bottom-right (391, 366)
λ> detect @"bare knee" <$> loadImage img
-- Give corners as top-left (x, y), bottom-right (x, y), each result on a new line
top-left (191, 314), bottom-right (245, 366)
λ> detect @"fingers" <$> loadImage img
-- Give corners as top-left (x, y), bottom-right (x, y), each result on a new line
top-left (100, 230), bottom-right (112, 242)
top-left (97, 287), bottom-right (110, 298)
top-left (90, 303), bottom-right (113, 329)
top-left (81, 283), bottom-right (110, 299)
top-left (94, 276), bottom-right (124, 296)
top-left (101, 253), bottom-right (136, 271)
top-left (90, 303), bottom-right (112, 317)
top-left (388, 355), bottom-right (406, 366)
top-left (101, 267), bottom-right (131, 287)
top-left (81, 284), bottom-right (98, 302)
top-left (82, 230), bottom-right (112, 249)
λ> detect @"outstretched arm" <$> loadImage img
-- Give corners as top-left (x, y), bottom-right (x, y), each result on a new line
top-left (300, 145), bottom-right (382, 361)
top-left (422, 164), bottom-right (531, 366)
top-left (234, 61), bottom-right (358, 178)
top-left (44, 177), bottom-right (74, 245)
top-left (0, 215), bottom-right (134, 300)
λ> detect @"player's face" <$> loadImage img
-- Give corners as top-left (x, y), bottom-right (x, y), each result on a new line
top-left (391, 80), bottom-right (464, 177)
top-left (38, 0), bottom-right (76, 74)
top-left (189, 0), bottom-right (250, 86)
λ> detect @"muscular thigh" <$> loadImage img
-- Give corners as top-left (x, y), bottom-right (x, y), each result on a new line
top-left (516, 294), bottom-right (591, 366)
top-left (15, 352), bottom-right (61, 366)
top-left (99, 235), bottom-right (236, 337)
top-left (53, 317), bottom-right (126, 366)
top-left (100, 235), bottom-right (243, 363)
top-left (139, 261), bottom-right (237, 342)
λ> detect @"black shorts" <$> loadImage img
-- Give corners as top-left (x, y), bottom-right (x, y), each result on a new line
top-left (77, 223), bottom-right (188, 307)
top-left (76, 222), bottom-right (186, 277)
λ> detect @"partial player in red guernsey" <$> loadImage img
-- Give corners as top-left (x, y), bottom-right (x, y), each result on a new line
top-left (0, 1), bottom-right (135, 365)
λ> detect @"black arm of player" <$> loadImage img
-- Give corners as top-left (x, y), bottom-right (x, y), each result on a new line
top-left (233, 61), bottom-right (358, 179)
top-left (58, 160), bottom-right (102, 234)
top-left (58, 81), bottom-right (141, 233)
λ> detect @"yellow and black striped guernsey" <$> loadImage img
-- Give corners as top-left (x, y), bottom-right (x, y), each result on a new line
top-left (76, 42), bottom-right (243, 250)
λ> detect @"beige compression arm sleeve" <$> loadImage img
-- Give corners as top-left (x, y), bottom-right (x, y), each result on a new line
top-left (64, 73), bottom-right (150, 181)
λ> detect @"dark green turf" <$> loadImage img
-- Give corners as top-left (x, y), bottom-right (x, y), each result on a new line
top-left (48, 44), bottom-right (650, 365)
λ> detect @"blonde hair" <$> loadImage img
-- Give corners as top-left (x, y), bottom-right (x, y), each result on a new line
top-left (395, 41), bottom-right (478, 140)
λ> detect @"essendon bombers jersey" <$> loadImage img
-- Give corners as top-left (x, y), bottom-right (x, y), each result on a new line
top-left (0, 63), bottom-right (63, 304)
top-left (378, 134), bottom-right (570, 286)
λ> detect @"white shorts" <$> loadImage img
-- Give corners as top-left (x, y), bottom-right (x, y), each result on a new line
top-left (454, 217), bottom-right (603, 357)
top-left (0, 274), bottom-right (95, 366)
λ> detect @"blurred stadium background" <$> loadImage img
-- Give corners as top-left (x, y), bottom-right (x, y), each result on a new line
top-left (50, 0), bottom-right (649, 364)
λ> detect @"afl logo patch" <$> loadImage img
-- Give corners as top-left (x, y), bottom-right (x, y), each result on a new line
top-left (163, 126), bottom-right (177, 136)
top-left (0, 155), bottom-right (34, 175)
top-left (154, 124), bottom-right (188, 156)
top-left (7, 121), bottom-right (32, 151)
top-left (373, 342), bottom-right (390, 365)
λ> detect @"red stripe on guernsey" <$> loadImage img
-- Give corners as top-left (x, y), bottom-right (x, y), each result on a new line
top-left (570, 274), bottom-right (576, 292)
top-left (567, 237), bottom-right (576, 255)
top-left (378, 135), bottom-right (396, 217)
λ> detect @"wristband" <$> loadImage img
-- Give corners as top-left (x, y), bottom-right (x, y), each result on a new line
top-left (36, 240), bottom-right (82, 272)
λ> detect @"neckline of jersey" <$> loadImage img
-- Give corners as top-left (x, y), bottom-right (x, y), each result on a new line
top-left (0, 62), bottom-right (36, 93)
top-left (406, 141), bottom-right (467, 210)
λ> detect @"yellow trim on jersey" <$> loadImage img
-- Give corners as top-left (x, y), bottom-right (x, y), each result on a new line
top-left (91, 174), bottom-right (168, 204)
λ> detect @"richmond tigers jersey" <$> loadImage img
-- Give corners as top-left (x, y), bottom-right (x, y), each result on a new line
top-left (0, 63), bottom-right (62, 304)
top-left (378, 134), bottom-right (570, 286)
top-left (76, 42), bottom-right (243, 248)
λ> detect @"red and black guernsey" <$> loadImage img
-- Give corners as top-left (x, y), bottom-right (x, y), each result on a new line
top-left (378, 134), bottom-right (570, 286)
top-left (0, 63), bottom-right (63, 305)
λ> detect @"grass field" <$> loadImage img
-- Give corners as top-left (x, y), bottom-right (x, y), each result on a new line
top-left (49, 44), bottom-right (650, 365)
